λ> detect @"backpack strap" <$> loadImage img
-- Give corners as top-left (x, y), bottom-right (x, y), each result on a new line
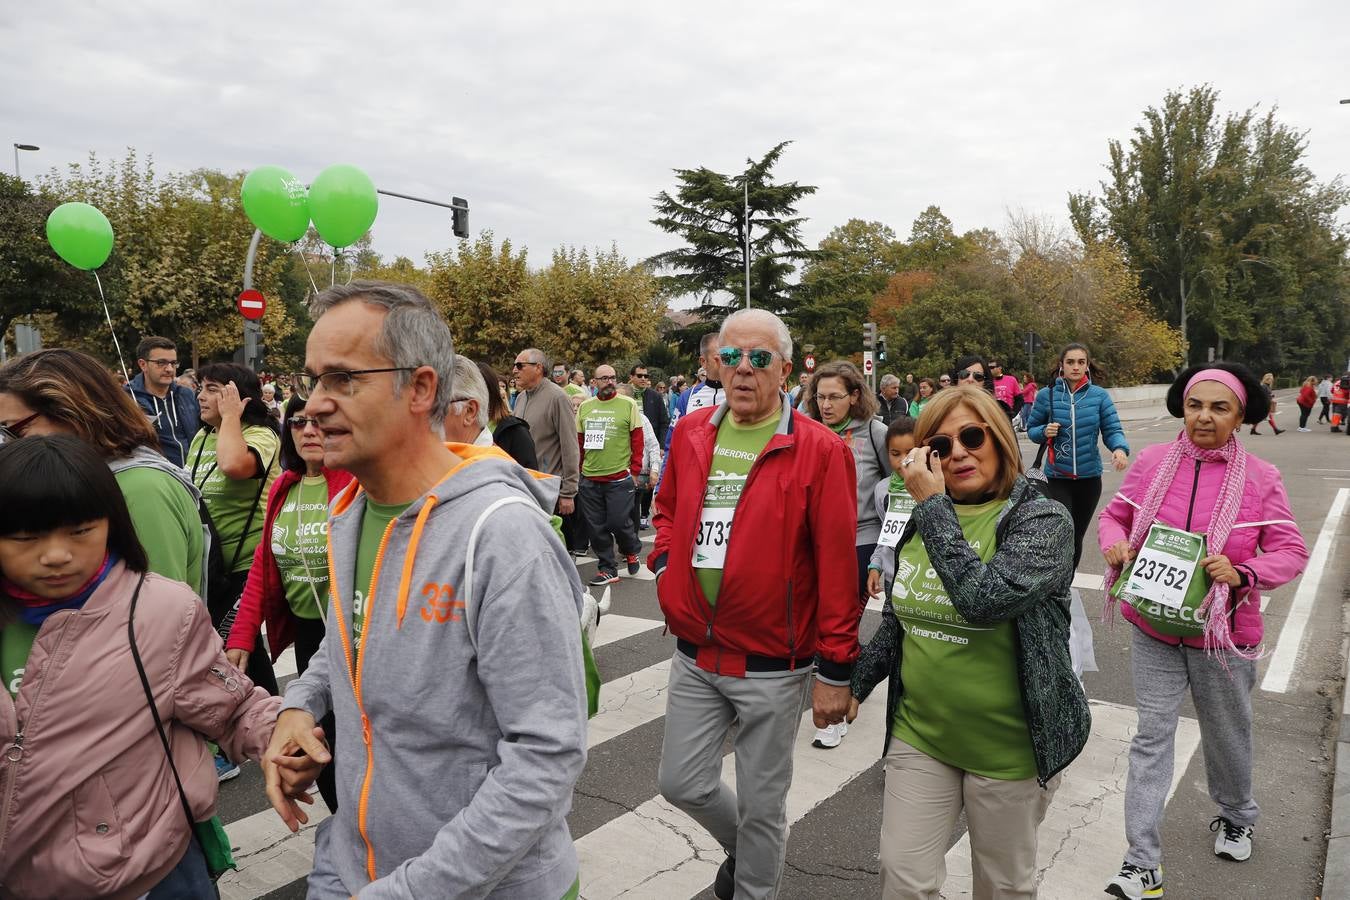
top-left (462, 495), bottom-right (552, 653)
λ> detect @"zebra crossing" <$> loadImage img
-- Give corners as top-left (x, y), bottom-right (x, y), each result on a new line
top-left (214, 588), bottom-right (1208, 899)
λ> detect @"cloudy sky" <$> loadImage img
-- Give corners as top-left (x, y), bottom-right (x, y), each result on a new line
top-left (6, 1), bottom-right (1349, 276)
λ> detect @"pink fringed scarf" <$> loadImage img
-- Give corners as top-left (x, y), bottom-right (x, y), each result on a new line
top-left (1104, 431), bottom-right (1256, 660)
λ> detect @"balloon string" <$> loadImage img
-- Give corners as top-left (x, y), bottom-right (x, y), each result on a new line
top-left (93, 271), bottom-right (129, 383)
top-left (294, 246), bottom-right (321, 298)
top-left (331, 249), bottom-right (338, 287)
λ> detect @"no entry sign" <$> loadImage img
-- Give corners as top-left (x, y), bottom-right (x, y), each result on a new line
top-left (237, 289), bottom-right (266, 321)
top-left (804, 354), bottom-right (816, 371)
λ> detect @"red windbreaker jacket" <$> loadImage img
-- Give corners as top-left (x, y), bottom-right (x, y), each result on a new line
top-left (648, 395), bottom-right (860, 681)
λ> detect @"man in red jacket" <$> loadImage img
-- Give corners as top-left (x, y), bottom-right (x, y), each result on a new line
top-left (649, 307), bottom-right (859, 900)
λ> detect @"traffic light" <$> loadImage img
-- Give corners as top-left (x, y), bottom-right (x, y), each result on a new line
top-left (862, 321), bottom-right (877, 349)
top-left (877, 334), bottom-right (887, 362)
top-left (452, 196), bottom-right (470, 239)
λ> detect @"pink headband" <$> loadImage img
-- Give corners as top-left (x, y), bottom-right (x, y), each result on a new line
top-left (1183, 368), bottom-right (1247, 408)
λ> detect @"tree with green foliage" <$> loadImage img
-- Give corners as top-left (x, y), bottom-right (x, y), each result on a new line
top-left (794, 219), bottom-right (905, 360)
top-left (648, 142), bottom-right (817, 338)
top-left (426, 232), bottom-right (533, 363)
top-left (0, 174), bottom-right (85, 351)
top-left (1071, 85), bottom-right (1350, 372)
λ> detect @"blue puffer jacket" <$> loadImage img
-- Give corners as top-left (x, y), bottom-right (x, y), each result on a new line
top-left (1026, 378), bottom-right (1128, 479)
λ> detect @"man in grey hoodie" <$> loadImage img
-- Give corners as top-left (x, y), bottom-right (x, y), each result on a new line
top-left (263, 281), bottom-right (589, 899)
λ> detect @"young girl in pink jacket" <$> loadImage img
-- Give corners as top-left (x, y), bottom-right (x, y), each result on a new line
top-left (1097, 363), bottom-right (1308, 900)
top-left (0, 434), bottom-right (280, 899)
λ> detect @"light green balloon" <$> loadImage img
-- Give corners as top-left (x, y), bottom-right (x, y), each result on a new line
top-left (241, 165), bottom-right (310, 242)
top-left (308, 164), bottom-right (379, 248)
top-left (46, 202), bottom-right (114, 270)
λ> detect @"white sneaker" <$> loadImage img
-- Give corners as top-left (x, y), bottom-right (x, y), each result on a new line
top-left (1104, 861), bottom-right (1163, 899)
top-left (1211, 816), bottom-right (1253, 861)
top-left (811, 721), bottom-right (847, 749)
top-left (1298, 427), bottom-right (1311, 432)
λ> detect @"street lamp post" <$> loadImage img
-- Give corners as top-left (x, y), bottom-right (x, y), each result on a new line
top-left (743, 176), bottom-right (750, 309)
top-left (12, 143), bottom-right (39, 179)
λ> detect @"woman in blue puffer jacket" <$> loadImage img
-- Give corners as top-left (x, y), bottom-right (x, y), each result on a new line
top-left (1027, 342), bottom-right (1130, 568)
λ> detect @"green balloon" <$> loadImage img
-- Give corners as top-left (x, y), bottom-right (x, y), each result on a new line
top-left (241, 165), bottom-right (310, 242)
top-left (46, 202), bottom-right (114, 271)
top-left (308, 164), bottom-right (379, 248)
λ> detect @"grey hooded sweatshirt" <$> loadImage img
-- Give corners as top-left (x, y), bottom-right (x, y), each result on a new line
top-left (281, 444), bottom-right (588, 899)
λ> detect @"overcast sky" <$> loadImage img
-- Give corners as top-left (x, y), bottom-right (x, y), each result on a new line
top-left (6, 1), bottom-right (1349, 278)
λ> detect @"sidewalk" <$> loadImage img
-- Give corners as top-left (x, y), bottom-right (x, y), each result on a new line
top-left (1324, 607), bottom-right (1350, 899)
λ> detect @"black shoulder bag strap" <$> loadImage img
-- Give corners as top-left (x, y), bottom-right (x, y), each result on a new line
top-left (1032, 384), bottom-right (1051, 469)
top-left (127, 573), bottom-right (199, 841)
top-left (216, 446), bottom-right (276, 640)
top-left (867, 419), bottom-right (887, 475)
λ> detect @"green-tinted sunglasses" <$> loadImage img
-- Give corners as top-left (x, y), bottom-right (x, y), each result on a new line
top-left (718, 347), bottom-right (776, 369)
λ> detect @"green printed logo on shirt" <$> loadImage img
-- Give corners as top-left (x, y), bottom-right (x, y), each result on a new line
top-left (694, 413), bottom-right (778, 607)
top-left (272, 476), bottom-right (332, 620)
top-left (577, 395), bottom-right (640, 478)
top-left (188, 426), bottom-right (281, 573)
top-left (1, 624), bottom-right (38, 698)
top-left (890, 497), bottom-right (1037, 780)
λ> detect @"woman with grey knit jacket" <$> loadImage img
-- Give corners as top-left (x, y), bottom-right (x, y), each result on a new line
top-left (848, 385), bottom-right (1090, 898)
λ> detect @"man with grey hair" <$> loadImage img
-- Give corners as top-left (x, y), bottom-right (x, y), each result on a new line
top-left (650, 307), bottom-right (859, 899)
top-left (514, 346), bottom-right (585, 553)
top-left (263, 281), bottom-right (589, 898)
top-left (877, 373), bottom-right (908, 425)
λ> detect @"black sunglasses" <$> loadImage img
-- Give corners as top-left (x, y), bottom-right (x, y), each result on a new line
top-left (0, 412), bottom-right (42, 444)
top-left (956, 369), bottom-right (986, 382)
top-left (924, 424), bottom-right (992, 459)
top-left (286, 415), bottom-right (320, 430)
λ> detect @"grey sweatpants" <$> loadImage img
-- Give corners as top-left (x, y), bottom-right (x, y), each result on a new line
top-left (657, 651), bottom-right (813, 899)
top-left (1124, 628), bottom-right (1258, 868)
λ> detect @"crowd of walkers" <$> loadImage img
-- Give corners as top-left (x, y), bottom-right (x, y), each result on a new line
top-left (0, 282), bottom-right (1318, 899)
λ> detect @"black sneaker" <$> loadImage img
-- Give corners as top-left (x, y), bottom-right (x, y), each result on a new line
top-left (588, 571), bottom-right (619, 587)
top-left (1104, 861), bottom-right (1162, 899)
top-left (625, 554), bottom-right (641, 576)
top-left (713, 855), bottom-right (736, 900)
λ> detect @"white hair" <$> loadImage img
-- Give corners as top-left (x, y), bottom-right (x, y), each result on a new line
top-left (447, 355), bottom-right (489, 429)
top-left (880, 374), bottom-right (900, 388)
top-left (718, 308), bottom-right (793, 361)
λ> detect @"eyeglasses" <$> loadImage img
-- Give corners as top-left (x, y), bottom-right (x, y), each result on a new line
top-left (956, 370), bottom-right (986, 382)
top-left (924, 423), bottom-right (993, 459)
top-left (288, 368), bottom-right (418, 400)
top-left (595, 375), bottom-right (617, 383)
top-left (286, 415), bottom-right (320, 430)
top-left (938, 376), bottom-right (952, 384)
top-left (717, 347), bottom-right (776, 369)
top-left (0, 412), bottom-right (41, 444)
top-left (815, 393), bottom-right (853, 404)
top-left (512, 361), bottom-right (540, 370)
top-left (144, 358), bottom-right (179, 369)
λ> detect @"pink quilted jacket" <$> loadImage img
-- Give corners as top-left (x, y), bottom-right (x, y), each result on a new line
top-left (0, 565), bottom-right (280, 899)
top-left (1098, 439), bottom-right (1309, 648)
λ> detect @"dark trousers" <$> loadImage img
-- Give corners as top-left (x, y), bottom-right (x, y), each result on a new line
top-left (579, 475), bottom-right (641, 574)
top-left (1046, 476), bottom-right (1103, 570)
top-left (147, 835), bottom-right (216, 899)
top-left (225, 570), bottom-right (278, 696)
top-left (294, 615), bottom-right (338, 814)
top-left (856, 543), bottom-right (876, 603)
top-left (1320, 398), bottom-right (1331, 422)
top-left (1299, 405), bottom-right (1313, 428)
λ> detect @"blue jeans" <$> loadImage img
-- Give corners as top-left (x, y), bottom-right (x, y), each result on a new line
top-left (147, 836), bottom-right (216, 898)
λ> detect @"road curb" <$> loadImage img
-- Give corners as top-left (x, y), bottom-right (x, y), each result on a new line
top-left (1323, 605), bottom-right (1350, 899)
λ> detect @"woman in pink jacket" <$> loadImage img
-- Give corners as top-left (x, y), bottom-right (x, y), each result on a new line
top-left (0, 434), bottom-right (280, 898)
top-left (1098, 363), bottom-right (1308, 900)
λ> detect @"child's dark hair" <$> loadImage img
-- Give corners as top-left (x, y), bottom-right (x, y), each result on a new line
top-left (197, 363), bottom-right (279, 432)
top-left (886, 416), bottom-right (916, 442)
top-left (0, 435), bottom-right (148, 572)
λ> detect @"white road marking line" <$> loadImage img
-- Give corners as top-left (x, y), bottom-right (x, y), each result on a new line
top-left (942, 700), bottom-right (1201, 897)
top-left (217, 804), bottom-right (331, 900)
top-left (592, 613), bottom-right (664, 649)
top-left (576, 689), bottom-right (887, 899)
top-left (273, 646), bottom-right (297, 681)
top-left (1261, 487), bottom-right (1348, 693)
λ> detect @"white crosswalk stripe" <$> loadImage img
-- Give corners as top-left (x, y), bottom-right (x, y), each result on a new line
top-left (217, 597), bottom-right (1208, 899)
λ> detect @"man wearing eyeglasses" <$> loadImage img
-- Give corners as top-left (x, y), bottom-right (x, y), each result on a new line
top-left (263, 282), bottom-right (588, 899)
top-left (126, 335), bottom-right (200, 466)
top-left (650, 308), bottom-right (859, 900)
top-left (513, 347), bottom-right (584, 552)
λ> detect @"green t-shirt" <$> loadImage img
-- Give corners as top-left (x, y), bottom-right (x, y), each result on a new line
top-left (564, 383), bottom-right (587, 398)
top-left (352, 498), bottom-right (413, 659)
top-left (272, 475), bottom-right (332, 621)
top-left (694, 412), bottom-right (779, 607)
top-left (1, 623), bottom-right (38, 698)
top-left (890, 497), bottom-right (1036, 780)
top-left (188, 426), bottom-right (282, 573)
top-left (116, 466), bottom-right (205, 591)
top-left (577, 395), bottom-right (641, 478)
